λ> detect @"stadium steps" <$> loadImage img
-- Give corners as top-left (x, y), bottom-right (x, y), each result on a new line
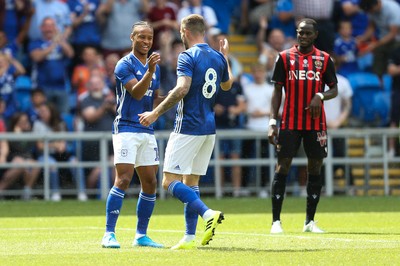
top-left (354, 189), bottom-right (385, 196)
top-left (228, 34), bottom-right (259, 74)
top-left (391, 189), bottom-right (400, 195)
top-left (334, 137), bottom-right (400, 195)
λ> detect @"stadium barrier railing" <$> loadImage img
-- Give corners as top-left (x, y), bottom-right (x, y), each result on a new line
top-left (0, 128), bottom-right (399, 200)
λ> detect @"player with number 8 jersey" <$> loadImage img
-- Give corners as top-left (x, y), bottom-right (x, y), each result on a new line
top-left (138, 14), bottom-right (234, 249)
top-left (173, 44), bottom-right (228, 134)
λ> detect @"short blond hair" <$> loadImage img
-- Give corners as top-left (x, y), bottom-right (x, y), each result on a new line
top-left (181, 14), bottom-right (206, 36)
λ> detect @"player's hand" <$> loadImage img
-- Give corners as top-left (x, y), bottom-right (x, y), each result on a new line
top-left (268, 125), bottom-right (278, 146)
top-left (305, 95), bottom-right (323, 119)
top-left (148, 52), bottom-right (161, 74)
top-left (219, 38), bottom-right (229, 57)
top-left (214, 104), bottom-right (225, 115)
top-left (138, 111), bottom-right (158, 127)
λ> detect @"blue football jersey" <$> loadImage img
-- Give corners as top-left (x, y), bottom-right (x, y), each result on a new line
top-left (175, 43), bottom-right (229, 135)
top-left (113, 53), bottom-right (160, 134)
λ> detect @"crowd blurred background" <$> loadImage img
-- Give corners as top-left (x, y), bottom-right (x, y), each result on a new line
top-left (0, 0), bottom-right (399, 201)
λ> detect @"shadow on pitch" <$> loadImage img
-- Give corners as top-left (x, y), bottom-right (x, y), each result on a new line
top-left (328, 231), bottom-right (400, 236)
top-left (199, 246), bottom-right (325, 253)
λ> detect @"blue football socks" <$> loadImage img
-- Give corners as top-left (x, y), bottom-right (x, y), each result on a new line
top-left (136, 191), bottom-right (156, 235)
top-left (185, 186), bottom-right (200, 235)
top-left (168, 181), bottom-right (208, 217)
top-left (105, 186), bottom-right (125, 233)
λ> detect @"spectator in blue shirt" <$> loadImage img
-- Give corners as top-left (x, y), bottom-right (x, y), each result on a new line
top-left (68, 0), bottom-right (102, 67)
top-left (333, 20), bottom-right (360, 77)
top-left (269, 0), bottom-right (297, 40)
top-left (29, 17), bottom-right (74, 114)
top-left (28, 0), bottom-right (72, 41)
top-left (0, 49), bottom-right (25, 121)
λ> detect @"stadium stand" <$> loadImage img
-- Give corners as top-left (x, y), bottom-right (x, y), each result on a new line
top-left (14, 75), bottom-right (33, 112)
top-left (347, 71), bottom-right (389, 126)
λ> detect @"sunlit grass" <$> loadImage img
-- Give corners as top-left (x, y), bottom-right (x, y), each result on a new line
top-left (1, 197), bottom-right (399, 265)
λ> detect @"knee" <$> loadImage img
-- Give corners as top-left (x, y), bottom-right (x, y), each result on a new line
top-left (162, 178), bottom-right (170, 191)
top-left (276, 159), bottom-right (292, 175)
top-left (114, 174), bottom-right (132, 190)
top-left (162, 173), bottom-right (177, 191)
top-left (141, 177), bottom-right (157, 189)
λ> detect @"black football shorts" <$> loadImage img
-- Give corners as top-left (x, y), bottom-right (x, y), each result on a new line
top-left (276, 129), bottom-right (328, 159)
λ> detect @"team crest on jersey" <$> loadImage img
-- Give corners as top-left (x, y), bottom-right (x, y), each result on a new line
top-left (121, 149), bottom-right (128, 157)
top-left (315, 60), bottom-right (323, 69)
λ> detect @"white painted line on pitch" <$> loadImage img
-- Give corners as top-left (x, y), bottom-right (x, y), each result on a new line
top-left (2, 226), bottom-right (399, 244)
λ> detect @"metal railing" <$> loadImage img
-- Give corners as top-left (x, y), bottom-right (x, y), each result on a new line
top-left (0, 128), bottom-right (399, 200)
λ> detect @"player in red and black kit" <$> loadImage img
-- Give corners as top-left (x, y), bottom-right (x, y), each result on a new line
top-left (268, 18), bottom-right (338, 234)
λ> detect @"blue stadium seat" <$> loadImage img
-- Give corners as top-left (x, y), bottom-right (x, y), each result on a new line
top-left (372, 91), bottom-right (390, 126)
top-left (346, 72), bottom-right (389, 125)
top-left (382, 74), bottom-right (392, 92)
top-left (346, 71), bottom-right (381, 92)
top-left (15, 75), bottom-right (33, 112)
top-left (357, 53), bottom-right (373, 72)
top-left (15, 75), bottom-right (32, 90)
top-left (61, 113), bottom-right (75, 132)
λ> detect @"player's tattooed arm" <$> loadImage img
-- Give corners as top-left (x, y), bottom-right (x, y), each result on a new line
top-left (155, 76), bottom-right (190, 115)
top-left (138, 76), bottom-right (191, 127)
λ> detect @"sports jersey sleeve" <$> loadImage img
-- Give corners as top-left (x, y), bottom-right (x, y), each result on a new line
top-left (114, 59), bottom-right (136, 87)
top-left (271, 54), bottom-right (286, 85)
top-left (323, 57), bottom-right (338, 87)
top-left (177, 52), bottom-right (194, 78)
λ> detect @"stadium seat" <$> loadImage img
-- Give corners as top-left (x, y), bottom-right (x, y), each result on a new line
top-left (372, 91), bottom-right (390, 126)
top-left (346, 71), bottom-right (381, 92)
top-left (357, 53), bottom-right (373, 72)
top-left (61, 113), bottom-right (75, 132)
top-left (346, 72), bottom-right (388, 125)
top-left (15, 75), bottom-right (32, 90)
top-left (15, 75), bottom-right (33, 112)
top-left (382, 74), bottom-right (392, 92)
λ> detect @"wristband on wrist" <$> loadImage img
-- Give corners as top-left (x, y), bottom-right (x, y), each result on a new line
top-left (269, 118), bottom-right (277, 126)
top-left (316, 92), bottom-right (324, 100)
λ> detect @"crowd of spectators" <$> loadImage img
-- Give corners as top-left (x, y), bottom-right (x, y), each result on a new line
top-left (0, 0), bottom-right (399, 200)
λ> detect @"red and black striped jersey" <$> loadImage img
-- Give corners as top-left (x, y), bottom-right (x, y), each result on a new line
top-left (271, 45), bottom-right (337, 131)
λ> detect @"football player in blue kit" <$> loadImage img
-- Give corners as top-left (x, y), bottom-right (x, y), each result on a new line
top-left (101, 21), bottom-right (163, 249)
top-left (139, 14), bottom-right (234, 249)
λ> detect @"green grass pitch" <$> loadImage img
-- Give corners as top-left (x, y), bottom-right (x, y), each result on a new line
top-left (1, 196), bottom-right (400, 265)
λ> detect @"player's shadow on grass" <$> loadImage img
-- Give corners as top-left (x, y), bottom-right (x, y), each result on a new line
top-left (329, 232), bottom-right (400, 236)
top-left (199, 246), bottom-right (325, 253)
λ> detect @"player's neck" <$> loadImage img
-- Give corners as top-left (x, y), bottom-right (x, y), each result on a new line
top-left (297, 45), bottom-right (314, 55)
top-left (189, 38), bottom-right (206, 48)
top-left (133, 51), bottom-right (148, 64)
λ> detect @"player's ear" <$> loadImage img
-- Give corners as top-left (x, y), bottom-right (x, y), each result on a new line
top-left (314, 30), bottom-right (319, 39)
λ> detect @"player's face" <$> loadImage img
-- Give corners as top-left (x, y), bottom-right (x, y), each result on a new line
top-left (131, 26), bottom-right (153, 56)
top-left (296, 22), bottom-right (317, 49)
